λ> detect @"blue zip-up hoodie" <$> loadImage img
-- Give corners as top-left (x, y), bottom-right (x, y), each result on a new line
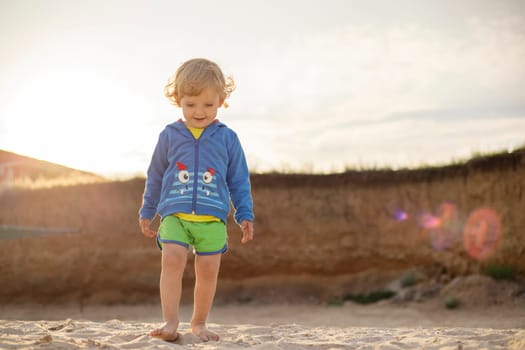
top-left (139, 119), bottom-right (254, 224)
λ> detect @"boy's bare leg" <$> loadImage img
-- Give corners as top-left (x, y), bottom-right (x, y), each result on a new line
top-left (190, 253), bottom-right (222, 341)
top-left (150, 243), bottom-right (188, 341)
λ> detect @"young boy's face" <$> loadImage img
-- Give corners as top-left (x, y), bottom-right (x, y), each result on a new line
top-left (180, 86), bottom-right (224, 129)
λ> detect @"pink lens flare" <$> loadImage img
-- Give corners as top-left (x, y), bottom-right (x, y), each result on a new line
top-left (419, 213), bottom-right (441, 229)
top-left (463, 208), bottom-right (502, 260)
top-left (419, 202), bottom-right (461, 251)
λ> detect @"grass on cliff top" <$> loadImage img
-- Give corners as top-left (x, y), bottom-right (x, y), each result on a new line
top-left (2, 144), bottom-right (523, 189)
top-left (251, 144), bottom-right (525, 175)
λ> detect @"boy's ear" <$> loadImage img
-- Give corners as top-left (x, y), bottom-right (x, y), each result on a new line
top-left (219, 98), bottom-right (225, 108)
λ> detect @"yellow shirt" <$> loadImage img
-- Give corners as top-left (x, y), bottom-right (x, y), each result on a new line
top-left (174, 125), bottom-right (221, 222)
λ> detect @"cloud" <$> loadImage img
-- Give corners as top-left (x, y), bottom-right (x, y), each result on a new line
top-left (225, 15), bottom-right (525, 172)
top-left (234, 15), bottom-right (525, 119)
top-left (385, 104), bottom-right (525, 123)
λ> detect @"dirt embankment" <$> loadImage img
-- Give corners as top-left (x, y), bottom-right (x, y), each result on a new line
top-left (0, 149), bottom-right (523, 304)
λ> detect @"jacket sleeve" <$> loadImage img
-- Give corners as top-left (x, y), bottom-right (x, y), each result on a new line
top-left (139, 130), bottom-right (169, 219)
top-left (226, 132), bottom-right (254, 224)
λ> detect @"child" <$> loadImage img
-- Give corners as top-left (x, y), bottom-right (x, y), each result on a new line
top-left (139, 58), bottom-right (254, 342)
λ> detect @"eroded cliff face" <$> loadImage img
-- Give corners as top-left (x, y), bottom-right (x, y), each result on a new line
top-left (0, 150), bottom-right (523, 304)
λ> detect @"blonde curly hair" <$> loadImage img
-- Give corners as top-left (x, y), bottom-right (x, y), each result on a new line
top-left (164, 58), bottom-right (235, 108)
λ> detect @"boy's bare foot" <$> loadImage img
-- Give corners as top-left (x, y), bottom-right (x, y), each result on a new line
top-left (149, 322), bottom-right (180, 342)
top-left (191, 323), bottom-right (219, 342)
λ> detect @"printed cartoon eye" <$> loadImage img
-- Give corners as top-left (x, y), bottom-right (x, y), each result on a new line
top-left (202, 171), bottom-right (213, 184)
top-left (178, 170), bottom-right (190, 183)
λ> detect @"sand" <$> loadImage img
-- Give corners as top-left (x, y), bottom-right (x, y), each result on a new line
top-left (1, 303), bottom-right (524, 349)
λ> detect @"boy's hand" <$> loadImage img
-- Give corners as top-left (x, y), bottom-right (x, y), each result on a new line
top-left (139, 218), bottom-right (157, 238)
top-left (240, 220), bottom-right (254, 244)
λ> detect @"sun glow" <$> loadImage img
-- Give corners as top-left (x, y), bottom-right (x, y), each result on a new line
top-left (2, 61), bottom-right (149, 177)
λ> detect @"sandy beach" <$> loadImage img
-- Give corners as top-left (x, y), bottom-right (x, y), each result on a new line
top-left (1, 302), bottom-right (524, 349)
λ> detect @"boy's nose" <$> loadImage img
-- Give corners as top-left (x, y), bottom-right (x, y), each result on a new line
top-left (195, 108), bottom-right (205, 116)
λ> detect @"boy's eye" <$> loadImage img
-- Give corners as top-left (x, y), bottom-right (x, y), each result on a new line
top-left (185, 103), bottom-right (194, 107)
top-left (205, 103), bottom-right (214, 107)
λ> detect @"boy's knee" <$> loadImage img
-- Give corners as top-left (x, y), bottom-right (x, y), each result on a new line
top-left (195, 255), bottom-right (221, 277)
top-left (162, 245), bottom-right (188, 268)
top-left (163, 253), bottom-right (185, 266)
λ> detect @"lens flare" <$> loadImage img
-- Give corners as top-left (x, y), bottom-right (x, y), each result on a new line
top-left (430, 202), bottom-right (461, 251)
top-left (419, 213), bottom-right (440, 229)
top-left (394, 210), bottom-right (408, 221)
top-left (463, 208), bottom-right (502, 260)
top-left (419, 202), bottom-right (461, 251)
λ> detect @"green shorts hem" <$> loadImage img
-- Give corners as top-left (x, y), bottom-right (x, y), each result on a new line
top-left (156, 215), bottom-right (228, 255)
top-left (156, 235), bottom-right (228, 255)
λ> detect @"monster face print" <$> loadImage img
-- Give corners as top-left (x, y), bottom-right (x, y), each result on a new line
top-left (169, 162), bottom-right (221, 210)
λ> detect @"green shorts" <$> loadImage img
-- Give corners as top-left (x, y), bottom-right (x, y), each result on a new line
top-left (156, 215), bottom-right (228, 255)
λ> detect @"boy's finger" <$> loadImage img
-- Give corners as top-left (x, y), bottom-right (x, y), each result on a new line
top-left (242, 230), bottom-right (253, 243)
top-left (142, 228), bottom-right (156, 238)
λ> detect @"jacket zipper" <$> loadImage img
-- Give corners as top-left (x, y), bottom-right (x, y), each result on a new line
top-left (191, 127), bottom-right (206, 214)
top-left (192, 138), bottom-right (199, 214)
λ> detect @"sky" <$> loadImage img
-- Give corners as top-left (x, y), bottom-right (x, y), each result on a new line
top-left (1, 0), bottom-right (524, 177)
